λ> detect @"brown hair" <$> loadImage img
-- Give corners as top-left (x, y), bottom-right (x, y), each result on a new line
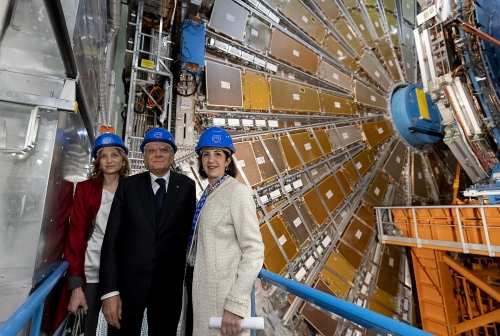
top-left (88, 147), bottom-right (131, 179)
top-left (197, 150), bottom-right (238, 179)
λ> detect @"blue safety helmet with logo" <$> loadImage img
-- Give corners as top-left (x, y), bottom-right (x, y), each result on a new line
top-left (195, 127), bottom-right (236, 155)
top-left (92, 133), bottom-right (129, 159)
top-left (140, 127), bottom-right (178, 153)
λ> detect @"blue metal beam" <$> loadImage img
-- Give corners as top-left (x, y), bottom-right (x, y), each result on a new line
top-left (258, 269), bottom-right (432, 336)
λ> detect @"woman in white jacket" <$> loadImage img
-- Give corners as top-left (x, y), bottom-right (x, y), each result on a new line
top-left (188, 127), bottom-right (264, 335)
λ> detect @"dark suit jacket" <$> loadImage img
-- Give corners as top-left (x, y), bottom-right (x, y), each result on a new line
top-left (99, 171), bottom-right (196, 315)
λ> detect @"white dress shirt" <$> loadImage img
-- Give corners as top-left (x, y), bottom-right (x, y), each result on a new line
top-left (101, 170), bottom-right (171, 300)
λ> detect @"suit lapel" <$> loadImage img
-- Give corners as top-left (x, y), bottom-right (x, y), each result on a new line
top-left (158, 171), bottom-right (180, 227)
top-left (136, 172), bottom-right (157, 232)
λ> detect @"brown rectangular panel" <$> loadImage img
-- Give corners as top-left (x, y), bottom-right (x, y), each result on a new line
top-left (364, 192), bottom-right (382, 209)
top-left (206, 61), bottom-right (243, 107)
top-left (426, 152), bottom-right (449, 195)
top-left (260, 216), bottom-right (298, 274)
top-left (362, 119), bottom-right (394, 148)
top-left (342, 218), bottom-right (373, 254)
top-left (348, 9), bottom-right (375, 47)
top-left (303, 188), bottom-right (329, 225)
top-left (244, 16), bottom-right (271, 53)
top-left (310, 164), bottom-right (329, 182)
top-left (367, 8), bottom-right (384, 38)
top-left (385, 12), bottom-right (400, 47)
top-left (251, 141), bottom-right (277, 182)
top-left (242, 72), bottom-right (270, 110)
top-left (314, 279), bottom-right (336, 296)
top-left (323, 35), bottom-right (359, 72)
top-left (270, 29), bottom-right (319, 73)
top-left (384, 0), bottom-right (396, 12)
top-left (377, 245), bottom-right (402, 297)
top-left (367, 171), bottom-right (389, 203)
top-left (233, 141), bottom-right (262, 186)
top-left (369, 300), bottom-right (393, 318)
top-left (296, 199), bottom-right (317, 234)
top-left (320, 93), bottom-right (355, 115)
top-left (327, 125), bottom-right (362, 149)
top-left (314, 129), bottom-right (333, 155)
top-left (324, 251), bottom-right (355, 283)
top-left (317, 60), bottom-right (352, 90)
top-left (300, 303), bottom-right (338, 335)
top-left (320, 268), bottom-right (351, 299)
top-left (333, 17), bottom-right (363, 52)
top-left (270, 78), bottom-right (320, 112)
top-left (281, 204), bottom-right (310, 247)
top-left (317, 175), bottom-right (345, 213)
top-left (335, 169), bottom-right (352, 196)
top-left (311, 0), bottom-right (340, 22)
top-left (371, 289), bottom-right (396, 312)
top-left (412, 153), bottom-right (428, 198)
top-left (377, 41), bottom-right (401, 81)
top-left (384, 140), bottom-right (407, 184)
top-left (280, 0), bottom-right (326, 43)
top-left (209, 0), bottom-right (249, 41)
top-left (359, 52), bottom-right (392, 91)
top-left (279, 131), bottom-right (324, 169)
top-left (343, 149), bottom-right (375, 184)
top-left (337, 242), bottom-right (362, 269)
top-left (356, 204), bottom-right (375, 228)
top-left (355, 81), bottom-right (387, 109)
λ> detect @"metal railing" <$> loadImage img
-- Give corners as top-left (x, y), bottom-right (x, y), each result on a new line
top-left (375, 204), bottom-right (500, 256)
top-left (0, 261), bottom-right (69, 336)
top-left (258, 269), bottom-right (431, 336)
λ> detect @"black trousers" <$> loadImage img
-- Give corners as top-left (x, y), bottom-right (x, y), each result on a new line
top-left (108, 274), bottom-right (183, 336)
top-left (83, 283), bottom-right (101, 335)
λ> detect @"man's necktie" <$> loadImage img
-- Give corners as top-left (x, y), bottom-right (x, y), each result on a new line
top-left (155, 178), bottom-right (166, 210)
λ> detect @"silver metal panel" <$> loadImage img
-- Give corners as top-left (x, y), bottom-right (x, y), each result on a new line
top-left (244, 16), bottom-right (271, 52)
top-left (359, 52), bottom-right (392, 91)
top-left (401, 45), bottom-right (416, 83)
top-left (206, 61), bottom-right (243, 107)
top-left (401, 22), bottom-right (414, 48)
top-left (316, 60), bottom-right (351, 90)
top-left (209, 0), bottom-right (249, 41)
top-left (383, 140), bottom-right (407, 184)
top-left (0, 103), bottom-right (90, 324)
top-left (402, 0), bottom-right (415, 25)
top-left (327, 125), bottom-right (362, 149)
top-left (354, 81), bottom-right (387, 109)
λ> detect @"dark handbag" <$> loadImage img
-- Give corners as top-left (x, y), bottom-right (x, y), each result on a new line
top-left (62, 307), bottom-right (84, 336)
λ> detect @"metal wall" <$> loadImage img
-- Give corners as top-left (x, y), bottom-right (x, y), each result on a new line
top-left (0, 103), bottom-right (89, 325)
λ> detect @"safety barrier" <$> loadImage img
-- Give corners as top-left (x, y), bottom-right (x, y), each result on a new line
top-left (258, 269), bottom-right (432, 335)
top-left (0, 261), bottom-right (69, 336)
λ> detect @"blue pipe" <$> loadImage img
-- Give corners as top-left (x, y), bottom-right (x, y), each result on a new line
top-left (258, 269), bottom-right (432, 336)
top-left (0, 261), bottom-right (69, 336)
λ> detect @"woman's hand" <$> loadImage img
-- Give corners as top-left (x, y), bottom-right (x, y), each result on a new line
top-left (221, 309), bottom-right (242, 335)
top-left (68, 287), bottom-right (88, 314)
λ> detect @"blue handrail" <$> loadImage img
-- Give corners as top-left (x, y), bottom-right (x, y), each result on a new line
top-left (258, 269), bottom-right (432, 336)
top-left (0, 261), bottom-right (69, 336)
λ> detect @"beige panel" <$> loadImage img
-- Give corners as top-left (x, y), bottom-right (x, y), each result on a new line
top-left (270, 29), bottom-right (319, 73)
top-left (384, 0), bottom-right (396, 12)
top-left (359, 52), bottom-right (392, 91)
top-left (333, 17), bottom-right (363, 52)
top-left (362, 119), bottom-right (394, 148)
top-left (412, 153), bottom-right (428, 198)
top-left (320, 93), bottom-right (356, 115)
top-left (317, 60), bottom-right (352, 90)
top-left (366, 171), bottom-right (389, 204)
top-left (270, 78), bottom-right (321, 112)
top-left (377, 41), bottom-right (401, 81)
top-left (385, 12), bottom-right (400, 47)
top-left (402, 0), bottom-right (415, 24)
top-left (311, 0), bottom-right (340, 21)
top-left (355, 81), bottom-right (387, 109)
top-left (384, 140), bottom-right (407, 184)
top-left (348, 9), bottom-right (375, 47)
top-left (242, 72), bottom-right (270, 110)
top-left (401, 22), bottom-right (414, 48)
top-left (310, 164), bottom-right (329, 182)
top-left (261, 216), bottom-right (298, 274)
top-left (401, 45), bottom-right (416, 83)
top-left (280, 0), bottom-right (326, 43)
top-left (233, 142), bottom-right (262, 186)
top-left (323, 35), bottom-right (359, 72)
top-left (366, 8), bottom-right (384, 39)
top-left (327, 125), bottom-right (362, 149)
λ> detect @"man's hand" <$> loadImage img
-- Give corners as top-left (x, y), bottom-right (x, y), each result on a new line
top-left (102, 295), bottom-right (122, 329)
top-left (221, 309), bottom-right (242, 335)
top-left (68, 287), bottom-right (88, 315)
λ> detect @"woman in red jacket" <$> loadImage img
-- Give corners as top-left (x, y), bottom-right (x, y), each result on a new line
top-left (65, 133), bottom-right (130, 334)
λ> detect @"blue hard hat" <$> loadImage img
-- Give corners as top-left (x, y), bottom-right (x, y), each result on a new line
top-left (140, 127), bottom-right (178, 153)
top-left (195, 127), bottom-right (235, 155)
top-left (92, 133), bottom-right (129, 159)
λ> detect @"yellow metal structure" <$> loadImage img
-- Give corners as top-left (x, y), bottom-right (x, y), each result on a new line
top-left (415, 88), bottom-right (430, 120)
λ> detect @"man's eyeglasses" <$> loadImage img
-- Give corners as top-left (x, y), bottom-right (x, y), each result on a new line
top-left (145, 146), bottom-right (173, 155)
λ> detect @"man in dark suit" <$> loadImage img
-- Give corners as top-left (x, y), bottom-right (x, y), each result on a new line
top-left (100, 128), bottom-right (196, 335)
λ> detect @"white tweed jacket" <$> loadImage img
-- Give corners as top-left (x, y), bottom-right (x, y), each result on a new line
top-left (191, 177), bottom-right (264, 336)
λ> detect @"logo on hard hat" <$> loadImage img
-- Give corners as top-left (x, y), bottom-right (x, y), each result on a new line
top-left (102, 137), bottom-right (112, 144)
top-left (154, 132), bottom-right (162, 138)
top-left (212, 135), bottom-right (222, 144)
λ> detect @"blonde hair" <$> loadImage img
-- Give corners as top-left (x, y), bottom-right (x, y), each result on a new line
top-left (88, 147), bottom-right (131, 179)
